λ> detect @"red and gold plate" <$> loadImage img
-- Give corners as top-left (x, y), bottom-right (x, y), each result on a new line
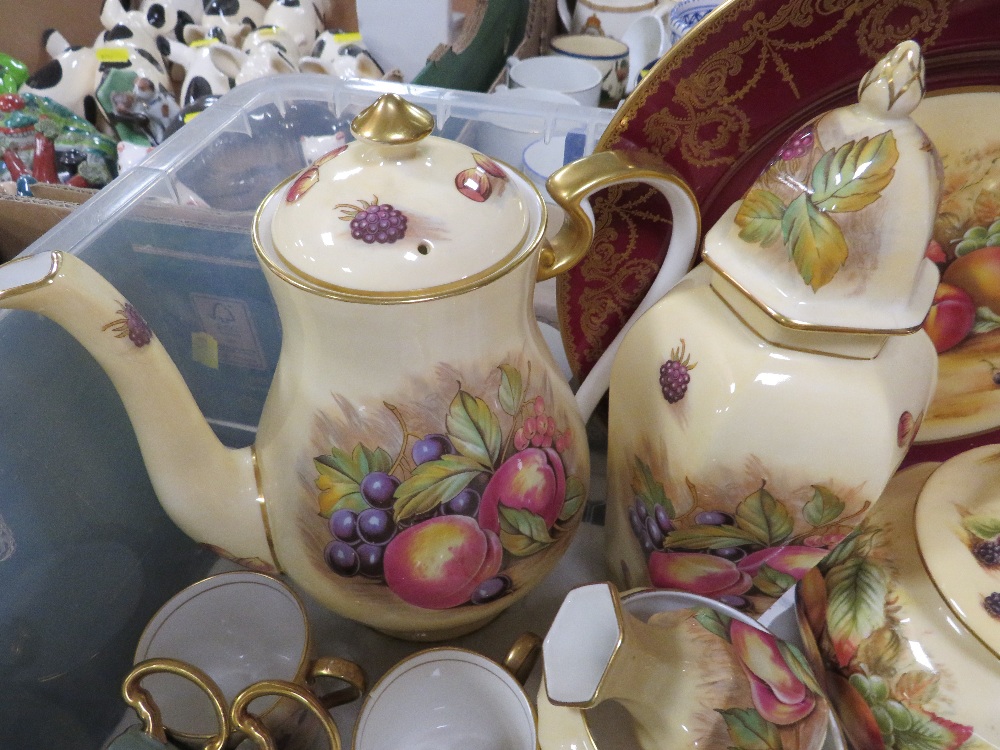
top-left (558, 0), bottom-right (1000, 450)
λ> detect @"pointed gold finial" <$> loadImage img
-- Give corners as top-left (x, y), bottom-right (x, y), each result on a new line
top-left (858, 40), bottom-right (925, 118)
top-left (351, 93), bottom-right (435, 145)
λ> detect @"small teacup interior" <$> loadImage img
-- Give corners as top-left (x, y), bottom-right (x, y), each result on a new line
top-left (354, 648), bottom-right (536, 750)
top-left (135, 573), bottom-right (307, 735)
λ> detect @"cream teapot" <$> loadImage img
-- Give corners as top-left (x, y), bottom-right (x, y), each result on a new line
top-left (0, 94), bottom-right (699, 640)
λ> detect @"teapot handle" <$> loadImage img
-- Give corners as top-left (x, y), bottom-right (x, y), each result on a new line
top-left (539, 149), bottom-right (701, 422)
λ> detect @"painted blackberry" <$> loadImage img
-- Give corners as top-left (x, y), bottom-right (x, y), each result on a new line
top-left (974, 539), bottom-right (1000, 567)
top-left (659, 339), bottom-right (696, 403)
top-left (983, 592), bottom-right (1000, 619)
top-left (337, 197), bottom-right (407, 244)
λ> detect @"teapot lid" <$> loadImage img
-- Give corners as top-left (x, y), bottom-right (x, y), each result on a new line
top-left (256, 94), bottom-right (539, 298)
top-left (701, 41), bottom-right (942, 333)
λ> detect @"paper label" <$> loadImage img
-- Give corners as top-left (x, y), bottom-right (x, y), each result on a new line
top-left (191, 294), bottom-right (268, 370)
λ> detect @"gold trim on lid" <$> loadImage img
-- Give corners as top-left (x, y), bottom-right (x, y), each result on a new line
top-left (350, 94), bottom-right (435, 145)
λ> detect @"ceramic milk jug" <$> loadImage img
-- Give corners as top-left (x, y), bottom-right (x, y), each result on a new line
top-left (537, 582), bottom-right (830, 749)
top-left (0, 94), bottom-right (700, 640)
top-left (604, 41), bottom-right (942, 616)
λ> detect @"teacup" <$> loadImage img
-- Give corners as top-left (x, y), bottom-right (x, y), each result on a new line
top-left (352, 633), bottom-right (541, 750)
top-left (133, 571), bottom-right (365, 748)
top-left (113, 658), bottom-right (347, 750)
top-left (507, 55), bottom-right (603, 107)
top-left (620, 11), bottom-right (671, 91)
top-left (548, 34), bottom-right (629, 106)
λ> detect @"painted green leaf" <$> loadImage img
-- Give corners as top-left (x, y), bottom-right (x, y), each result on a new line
top-left (318, 445), bottom-right (365, 484)
top-left (694, 607), bottom-right (731, 641)
top-left (963, 514), bottom-right (1000, 541)
top-left (973, 305), bottom-right (1000, 334)
top-left (781, 192), bottom-right (849, 291)
top-left (558, 475), bottom-right (586, 522)
top-left (499, 505), bottom-right (554, 556)
top-left (393, 453), bottom-right (483, 522)
top-left (315, 450), bottom-right (365, 516)
top-left (632, 457), bottom-right (674, 517)
top-left (498, 364), bottom-right (523, 417)
top-left (716, 708), bottom-right (783, 750)
top-left (736, 188), bottom-right (786, 246)
top-left (803, 485), bottom-right (846, 527)
top-left (810, 131), bottom-right (898, 213)
top-left (661, 524), bottom-right (759, 550)
top-left (752, 564), bottom-right (797, 598)
top-left (353, 443), bottom-right (393, 476)
top-left (446, 389), bottom-right (502, 469)
top-left (894, 704), bottom-right (965, 750)
top-left (825, 557), bottom-right (889, 668)
top-left (735, 486), bottom-right (793, 546)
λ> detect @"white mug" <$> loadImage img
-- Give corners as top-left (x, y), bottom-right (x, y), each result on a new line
top-left (548, 34), bottom-right (629, 105)
top-left (507, 55), bottom-right (603, 107)
top-left (352, 634), bottom-right (540, 750)
top-left (620, 9), bottom-right (672, 91)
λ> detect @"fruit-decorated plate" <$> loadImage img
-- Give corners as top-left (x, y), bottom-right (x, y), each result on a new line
top-left (907, 90), bottom-right (1000, 446)
top-left (558, 0), bottom-right (1000, 385)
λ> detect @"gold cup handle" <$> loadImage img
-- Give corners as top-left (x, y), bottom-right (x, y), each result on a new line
top-left (231, 679), bottom-right (343, 750)
top-left (121, 657), bottom-right (230, 750)
top-left (308, 656), bottom-right (367, 709)
top-left (541, 148), bottom-right (702, 422)
top-left (502, 631), bottom-right (543, 686)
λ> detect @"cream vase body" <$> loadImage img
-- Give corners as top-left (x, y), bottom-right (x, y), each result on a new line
top-left (604, 264), bottom-right (938, 615)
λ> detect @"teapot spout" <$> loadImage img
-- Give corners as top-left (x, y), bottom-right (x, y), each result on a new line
top-left (0, 251), bottom-right (275, 570)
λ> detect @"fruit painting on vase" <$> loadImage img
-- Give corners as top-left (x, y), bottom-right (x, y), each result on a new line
top-left (603, 41), bottom-right (941, 620)
top-left (298, 355), bottom-right (588, 633)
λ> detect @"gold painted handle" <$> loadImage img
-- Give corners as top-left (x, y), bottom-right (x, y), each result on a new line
top-left (538, 149), bottom-right (701, 281)
top-left (121, 658), bottom-right (230, 750)
top-left (309, 656), bottom-right (367, 709)
top-left (503, 631), bottom-right (542, 686)
top-left (231, 679), bottom-right (343, 750)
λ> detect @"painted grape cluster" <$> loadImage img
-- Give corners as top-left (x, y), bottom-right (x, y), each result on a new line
top-left (314, 364), bottom-right (584, 610)
top-left (626, 457), bottom-right (863, 613)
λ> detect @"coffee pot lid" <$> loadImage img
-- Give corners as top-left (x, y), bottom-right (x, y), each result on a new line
top-left (701, 41), bottom-right (942, 333)
top-left (257, 94), bottom-right (537, 298)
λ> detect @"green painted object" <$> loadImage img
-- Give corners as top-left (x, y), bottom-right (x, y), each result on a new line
top-left (412, 0), bottom-right (530, 92)
top-left (0, 53), bottom-right (29, 94)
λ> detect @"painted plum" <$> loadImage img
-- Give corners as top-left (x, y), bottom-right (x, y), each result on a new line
top-left (478, 447), bottom-right (566, 534)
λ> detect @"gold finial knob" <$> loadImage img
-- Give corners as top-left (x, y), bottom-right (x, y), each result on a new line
top-left (351, 94), bottom-right (435, 145)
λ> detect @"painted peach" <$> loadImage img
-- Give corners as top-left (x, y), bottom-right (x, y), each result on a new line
top-left (647, 551), bottom-right (752, 597)
top-left (941, 246), bottom-right (1000, 314)
top-left (383, 515), bottom-right (502, 609)
top-left (730, 620), bottom-right (817, 725)
top-left (922, 282), bottom-right (976, 353)
top-left (478, 447), bottom-right (566, 533)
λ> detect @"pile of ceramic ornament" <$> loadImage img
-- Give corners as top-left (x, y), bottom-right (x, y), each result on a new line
top-left (0, 0), bottom-right (392, 192)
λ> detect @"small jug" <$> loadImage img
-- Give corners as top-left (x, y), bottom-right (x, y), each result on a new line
top-left (539, 583), bottom-right (830, 750)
